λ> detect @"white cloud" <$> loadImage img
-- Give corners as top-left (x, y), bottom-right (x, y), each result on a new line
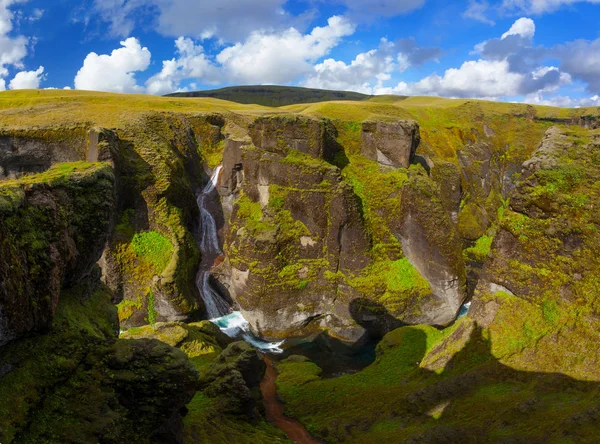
top-left (146, 37), bottom-right (218, 95)
top-left (144, 16), bottom-right (356, 94)
top-left (400, 59), bottom-right (525, 99)
top-left (302, 38), bottom-right (440, 94)
top-left (304, 41), bottom-right (396, 94)
top-left (74, 37), bottom-right (151, 93)
top-left (0, 77), bottom-right (5, 91)
top-left (0, 0), bottom-right (29, 78)
top-left (383, 18), bottom-right (570, 100)
top-left (216, 16), bottom-right (355, 85)
top-left (554, 38), bottom-right (600, 93)
top-left (9, 65), bottom-right (45, 89)
top-left (463, 1), bottom-right (496, 25)
top-left (501, 17), bottom-right (535, 39)
top-left (523, 93), bottom-right (600, 107)
top-left (501, 0), bottom-right (600, 14)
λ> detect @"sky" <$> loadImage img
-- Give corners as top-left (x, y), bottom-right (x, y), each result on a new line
top-left (0, 0), bottom-right (599, 106)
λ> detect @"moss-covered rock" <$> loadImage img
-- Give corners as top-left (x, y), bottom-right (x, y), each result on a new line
top-left (0, 162), bottom-right (115, 345)
top-left (0, 281), bottom-right (199, 444)
top-left (220, 121), bottom-right (373, 342)
top-left (249, 115), bottom-right (339, 162)
top-left (398, 170), bottom-right (467, 325)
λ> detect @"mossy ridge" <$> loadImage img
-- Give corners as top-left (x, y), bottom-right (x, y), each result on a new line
top-left (270, 126), bottom-right (600, 443)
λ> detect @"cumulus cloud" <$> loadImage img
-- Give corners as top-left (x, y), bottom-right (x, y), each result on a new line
top-left (303, 38), bottom-right (441, 94)
top-left (216, 16), bottom-right (355, 85)
top-left (383, 18), bottom-right (570, 100)
top-left (0, 0), bottom-right (30, 78)
top-left (501, 0), bottom-right (600, 14)
top-left (553, 38), bottom-right (600, 93)
top-left (501, 17), bottom-right (535, 39)
top-left (74, 37), bottom-right (151, 93)
top-left (9, 65), bottom-right (45, 89)
top-left (144, 16), bottom-right (356, 94)
top-left (304, 39), bottom-right (396, 93)
top-left (146, 37), bottom-right (218, 95)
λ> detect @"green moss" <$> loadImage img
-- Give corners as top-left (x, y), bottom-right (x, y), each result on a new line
top-left (463, 234), bottom-right (493, 263)
top-left (0, 161), bottom-right (105, 187)
top-left (131, 231), bottom-right (174, 271)
top-left (147, 291), bottom-right (157, 325)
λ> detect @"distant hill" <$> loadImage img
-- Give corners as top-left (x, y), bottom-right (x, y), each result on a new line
top-left (164, 85), bottom-right (375, 107)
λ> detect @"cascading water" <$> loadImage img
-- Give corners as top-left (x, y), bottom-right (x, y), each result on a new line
top-left (195, 166), bottom-right (230, 319)
top-left (195, 166), bottom-right (283, 353)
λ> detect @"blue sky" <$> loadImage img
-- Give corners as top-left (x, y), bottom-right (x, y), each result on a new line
top-left (1, 0), bottom-right (599, 106)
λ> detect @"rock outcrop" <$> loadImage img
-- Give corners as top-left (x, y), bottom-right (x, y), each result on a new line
top-left (0, 127), bottom-right (114, 180)
top-left (463, 126), bottom-right (600, 379)
top-left (398, 171), bottom-right (467, 325)
top-left (361, 120), bottom-right (420, 168)
top-left (249, 115), bottom-right (338, 161)
top-left (219, 116), bottom-right (373, 341)
top-left (200, 341), bottom-right (267, 418)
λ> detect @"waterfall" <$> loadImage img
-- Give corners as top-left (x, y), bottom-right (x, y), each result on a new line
top-left (195, 165), bottom-right (283, 353)
top-left (195, 166), bottom-right (230, 319)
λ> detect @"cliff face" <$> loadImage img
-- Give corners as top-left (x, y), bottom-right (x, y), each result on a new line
top-left (269, 125), bottom-right (600, 444)
top-left (0, 159), bottom-right (199, 443)
top-left (216, 116), bottom-right (469, 341)
top-left (219, 116), bottom-right (372, 341)
top-left (0, 163), bottom-right (115, 345)
top-left (464, 125), bottom-right (600, 378)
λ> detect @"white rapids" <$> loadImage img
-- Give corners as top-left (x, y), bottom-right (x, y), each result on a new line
top-left (458, 301), bottom-right (472, 318)
top-left (195, 166), bottom-right (284, 353)
top-left (212, 312), bottom-right (284, 354)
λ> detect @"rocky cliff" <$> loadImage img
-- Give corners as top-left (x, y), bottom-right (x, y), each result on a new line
top-left (215, 116), bottom-right (470, 342)
top-left (0, 162), bottom-right (114, 345)
top-left (272, 124), bottom-right (600, 443)
top-left (0, 161), bottom-right (201, 443)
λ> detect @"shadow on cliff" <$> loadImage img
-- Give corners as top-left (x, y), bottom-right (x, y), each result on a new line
top-left (279, 299), bottom-right (406, 378)
top-left (349, 298), bottom-right (405, 340)
top-left (356, 322), bottom-right (600, 442)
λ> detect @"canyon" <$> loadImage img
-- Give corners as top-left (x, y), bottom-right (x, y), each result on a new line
top-left (0, 89), bottom-right (599, 442)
